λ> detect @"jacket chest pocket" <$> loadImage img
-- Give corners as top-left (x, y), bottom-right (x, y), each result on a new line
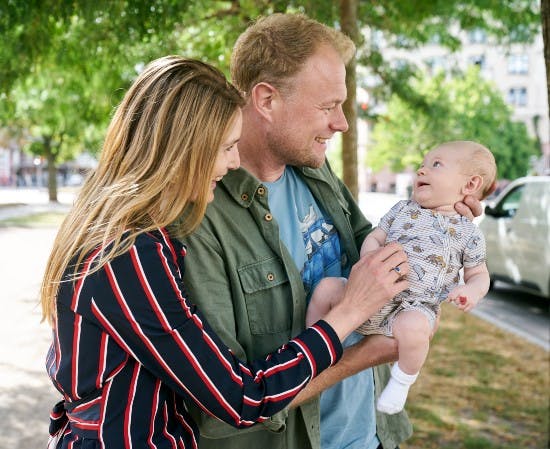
top-left (238, 257), bottom-right (291, 335)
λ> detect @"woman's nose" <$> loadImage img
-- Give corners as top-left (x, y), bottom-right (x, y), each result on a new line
top-left (228, 146), bottom-right (240, 170)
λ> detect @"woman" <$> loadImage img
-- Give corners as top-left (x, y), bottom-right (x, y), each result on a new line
top-left (42, 56), bottom-right (408, 448)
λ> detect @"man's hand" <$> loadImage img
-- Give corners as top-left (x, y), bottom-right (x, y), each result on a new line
top-left (324, 242), bottom-right (409, 340)
top-left (455, 180), bottom-right (497, 220)
top-left (454, 195), bottom-right (484, 221)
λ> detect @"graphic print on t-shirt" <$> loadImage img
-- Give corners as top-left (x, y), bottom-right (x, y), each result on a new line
top-left (299, 204), bottom-right (341, 297)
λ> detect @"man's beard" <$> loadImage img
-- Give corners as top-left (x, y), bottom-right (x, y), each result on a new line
top-left (266, 131), bottom-right (324, 169)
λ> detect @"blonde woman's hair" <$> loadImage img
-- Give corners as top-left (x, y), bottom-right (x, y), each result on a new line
top-left (437, 140), bottom-right (497, 199)
top-left (40, 56), bottom-right (244, 323)
top-left (230, 13), bottom-right (355, 96)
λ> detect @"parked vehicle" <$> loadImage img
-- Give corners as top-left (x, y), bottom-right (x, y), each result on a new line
top-left (479, 176), bottom-right (550, 299)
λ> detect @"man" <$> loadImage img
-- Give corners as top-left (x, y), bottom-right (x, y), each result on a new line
top-left (180, 13), bottom-right (481, 449)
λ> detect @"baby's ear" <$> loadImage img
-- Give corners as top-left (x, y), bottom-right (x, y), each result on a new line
top-left (462, 175), bottom-right (483, 196)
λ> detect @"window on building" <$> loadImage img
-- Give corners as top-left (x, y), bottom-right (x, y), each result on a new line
top-left (425, 56), bottom-right (447, 74)
top-left (391, 59), bottom-right (409, 70)
top-left (507, 87), bottom-right (528, 106)
top-left (469, 54), bottom-right (486, 70)
top-left (468, 29), bottom-right (486, 44)
top-left (427, 34), bottom-right (442, 45)
top-left (509, 25), bottom-right (531, 43)
top-left (370, 30), bottom-right (384, 49)
top-left (507, 54), bottom-right (529, 75)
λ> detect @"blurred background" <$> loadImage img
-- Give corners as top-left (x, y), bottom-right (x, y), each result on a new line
top-left (0, 0), bottom-right (548, 201)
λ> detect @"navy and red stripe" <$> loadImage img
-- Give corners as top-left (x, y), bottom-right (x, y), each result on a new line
top-left (46, 228), bottom-right (343, 448)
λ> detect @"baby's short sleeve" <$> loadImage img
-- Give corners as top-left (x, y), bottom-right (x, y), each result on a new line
top-left (463, 225), bottom-right (487, 268)
top-left (378, 200), bottom-right (409, 234)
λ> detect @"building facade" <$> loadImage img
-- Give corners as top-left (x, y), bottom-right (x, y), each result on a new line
top-left (361, 29), bottom-right (549, 194)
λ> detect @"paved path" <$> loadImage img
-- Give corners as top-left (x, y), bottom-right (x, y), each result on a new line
top-left (0, 188), bottom-right (74, 448)
top-left (0, 226), bottom-right (59, 449)
top-left (473, 283), bottom-right (550, 351)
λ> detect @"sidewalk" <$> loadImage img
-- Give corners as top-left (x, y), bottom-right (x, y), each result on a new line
top-left (0, 187), bottom-right (75, 221)
top-left (0, 187), bottom-right (76, 449)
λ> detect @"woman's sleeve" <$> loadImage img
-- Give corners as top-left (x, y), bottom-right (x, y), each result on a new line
top-left (85, 232), bottom-right (343, 428)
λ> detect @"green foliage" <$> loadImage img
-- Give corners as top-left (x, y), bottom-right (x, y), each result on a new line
top-left (367, 67), bottom-right (539, 180)
top-left (356, 0), bottom-right (540, 105)
top-left (0, 0), bottom-right (542, 189)
top-left (10, 55), bottom-right (109, 161)
top-left (326, 133), bottom-right (343, 178)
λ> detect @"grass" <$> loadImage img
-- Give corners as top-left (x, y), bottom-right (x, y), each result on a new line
top-left (402, 303), bottom-right (549, 449)
top-left (0, 203), bottom-right (25, 209)
top-left (0, 211), bottom-right (67, 227)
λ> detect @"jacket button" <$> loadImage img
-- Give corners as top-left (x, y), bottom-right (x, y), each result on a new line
top-left (241, 193), bottom-right (249, 201)
top-left (341, 253), bottom-right (348, 266)
top-left (264, 213), bottom-right (273, 221)
top-left (267, 273), bottom-right (275, 281)
top-left (257, 186), bottom-right (266, 195)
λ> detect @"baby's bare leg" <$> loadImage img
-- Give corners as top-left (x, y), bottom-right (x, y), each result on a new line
top-left (306, 277), bottom-right (347, 327)
top-left (377, 310), bottom-right (431, 414)
top-left (393, 310), bottom-right (431, 373)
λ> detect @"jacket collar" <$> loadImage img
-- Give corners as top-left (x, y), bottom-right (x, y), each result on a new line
top-left (220, 164), bottom-right (331, 208)
top-left (220, 167), bottom-right (264, 208)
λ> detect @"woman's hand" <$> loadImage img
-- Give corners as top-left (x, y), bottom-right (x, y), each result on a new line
top-left (323, 242), bottom-right (409, 341)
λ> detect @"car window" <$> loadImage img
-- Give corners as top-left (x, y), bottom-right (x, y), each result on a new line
top-left (495, 185), bottom-right (525, 218)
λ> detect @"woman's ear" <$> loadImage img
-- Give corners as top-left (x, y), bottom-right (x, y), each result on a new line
top-left (250, 82), bottom-right (277, 122)
top-left (462, 175), bottom-right (483, 196)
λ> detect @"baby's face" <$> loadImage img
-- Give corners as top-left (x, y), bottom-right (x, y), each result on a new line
top-left (413, 146), bottom-right (471, 211)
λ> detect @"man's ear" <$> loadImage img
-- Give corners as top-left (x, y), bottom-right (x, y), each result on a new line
top-left (462, 175), bottom-right (483, 196)
top-left (250, 82), bottom-right (278, 122)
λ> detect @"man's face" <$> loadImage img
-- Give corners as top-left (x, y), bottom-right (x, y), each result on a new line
top-left (267, 44), bottom-right (349, 169)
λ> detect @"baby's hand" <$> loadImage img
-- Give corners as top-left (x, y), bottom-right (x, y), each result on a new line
top-left (447, 286), bottom-right (481, 312)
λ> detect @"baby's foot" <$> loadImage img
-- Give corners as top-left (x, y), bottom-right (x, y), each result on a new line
top-left (376, 363), bottom-right (418, 414)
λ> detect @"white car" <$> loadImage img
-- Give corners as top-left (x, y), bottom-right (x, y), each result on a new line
top-left (478, 176), bottom-right (550, 299)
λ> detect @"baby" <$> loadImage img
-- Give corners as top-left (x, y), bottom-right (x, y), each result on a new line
top-left (307, 140), bottom-right (497, 414)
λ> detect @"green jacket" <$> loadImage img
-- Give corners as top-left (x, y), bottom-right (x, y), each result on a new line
top-left (178, 163), bottom-right (412, 449)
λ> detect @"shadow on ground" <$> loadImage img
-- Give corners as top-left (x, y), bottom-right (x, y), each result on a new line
top-left (0, 366), bottom-right (58, 448)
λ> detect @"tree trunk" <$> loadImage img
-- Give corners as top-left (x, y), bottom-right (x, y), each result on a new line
top-left (44, 136), bottom-right (58, 203)
top-left (340, 0), bottom-right (359, 199)
top-left (542, 0), bottom-right (550, 119)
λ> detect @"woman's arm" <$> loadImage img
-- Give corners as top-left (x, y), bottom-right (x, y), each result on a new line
top-left (289, 334), bottom-right (398, 407)
top-left (86, 231), bottom-right (343, 428)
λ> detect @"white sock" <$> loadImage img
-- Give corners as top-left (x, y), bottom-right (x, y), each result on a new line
top-left (376, 363), bottom-right (419, 415)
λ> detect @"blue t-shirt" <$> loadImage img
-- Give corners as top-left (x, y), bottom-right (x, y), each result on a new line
top-left (265, 167), bottom-right (380, 449)
top-left (264, 167), bottom-right (342, 297)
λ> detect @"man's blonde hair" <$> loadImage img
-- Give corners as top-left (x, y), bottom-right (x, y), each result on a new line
top-left (230, 13), bottom-right (355, 96)
top-left (40, 56), bottom-right (244, 323)
top-left (437, 140), bottom-right (497, 199)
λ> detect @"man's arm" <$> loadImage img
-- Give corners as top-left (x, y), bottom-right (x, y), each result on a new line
top-left (289, 334), bottom-right (398, 407)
